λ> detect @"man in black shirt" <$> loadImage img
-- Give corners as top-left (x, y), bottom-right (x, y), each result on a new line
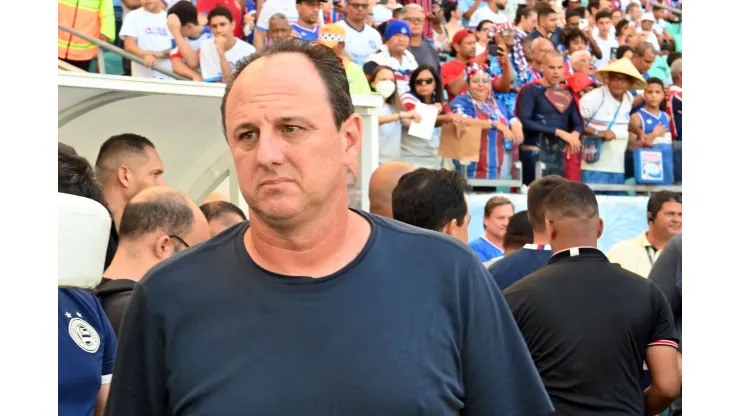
top-left (96, 186), bottom-right (209, 337)
top-left (504, 182), bottom-right (681, 416)
top-left (105, 39), bottom-right (553, 416)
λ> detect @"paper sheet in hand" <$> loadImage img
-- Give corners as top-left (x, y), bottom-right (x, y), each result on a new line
top-left (407, 103), bottom-right (439, 140)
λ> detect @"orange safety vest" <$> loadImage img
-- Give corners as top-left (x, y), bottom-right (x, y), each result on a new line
top-left (58, 0), bottom-right (115, 62)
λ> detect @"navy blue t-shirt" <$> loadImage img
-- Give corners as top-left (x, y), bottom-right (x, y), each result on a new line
top-left (488, 244), bottom-right (553, 291)
top-left (106, 211), bottom-right (554, 416)
top-left (59, 288), bottom-right (117, 416)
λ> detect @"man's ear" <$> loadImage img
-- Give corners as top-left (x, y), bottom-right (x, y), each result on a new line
top-left (440, 219), bottom-right (456, 237)
top-left (117, 166), bottom-right (132, 189)
top-left (340, 114), bottom-right (363, 168)
top-left (154, 234), bottom-right (172, 260)
top-left (597, 217), bottom-right (604, 240)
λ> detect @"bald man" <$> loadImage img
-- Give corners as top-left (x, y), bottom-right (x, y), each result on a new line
top-left (200, 201), bottom-right (248, 238)
top-left (368, 162), bottom-right (416, 218)
top-left (95, 186), bottom-right (209, 337)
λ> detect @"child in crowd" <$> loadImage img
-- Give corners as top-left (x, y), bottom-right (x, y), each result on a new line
top-left (628, 77), bottom-right (673, 185)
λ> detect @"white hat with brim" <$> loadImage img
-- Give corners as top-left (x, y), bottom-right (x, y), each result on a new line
top-left (594, 58), bottom-right (647, 90)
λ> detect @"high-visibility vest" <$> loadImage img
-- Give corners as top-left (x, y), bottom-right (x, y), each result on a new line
top-left (58, 0), bottom-right (115, 61)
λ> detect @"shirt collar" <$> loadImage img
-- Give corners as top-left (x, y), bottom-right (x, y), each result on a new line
top-left (481, 236), bottom-right (504, 252)
top-left (548, 246), bottom-right (607, 265)
top-left (523, 243), bottom-right (551, 250)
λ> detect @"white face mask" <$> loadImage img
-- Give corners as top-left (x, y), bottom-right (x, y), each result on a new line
top-left (374, 80), bottom-right (396, 99)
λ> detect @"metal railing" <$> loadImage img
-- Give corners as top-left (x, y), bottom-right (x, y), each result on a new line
top-left (58, 23), bottom-right (189, 81)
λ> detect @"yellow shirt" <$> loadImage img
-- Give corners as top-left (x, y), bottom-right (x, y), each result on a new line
top-left (607, 231), bottom-right (661, 278)
top-left (343, 58), bottom-right (372, 95)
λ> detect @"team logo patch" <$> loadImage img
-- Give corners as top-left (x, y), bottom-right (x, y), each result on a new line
top-left (369, 40), bottom-right (377, 50)
top-left (544, 88), bottom-right (573, 114)
top-left (68, 317), bottom-right (100, 353)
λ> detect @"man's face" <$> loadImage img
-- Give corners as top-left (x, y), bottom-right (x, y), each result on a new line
top-left (346, 0), bottom-right (370, 22)
top-left (653, 201), bottom-right (682, 237)
top-left (606, 72), bottom-right (631, 97)
top-left (386, 33), bottom-right (410, 54)
top-left (611, 10), bottom-right (623, 26)
top-left (644, 82), bottom-right (665, 108)
top-left (654, 9), bottom-right (665, 20)
top-left (404, 9), bottom-right (426, 37)
top-left (596, 17), bottom-right (611, 35)
top-left (566, 15), bottom-right (580, 27)
top-left (209, 15), bottom-right (235, 39)
top-left (633, 50), bottom-right (656, 74)
top-left (543, 54), bottom-right (564, 84)
top-left (297, 0), bottom-right (322, 25)
top-left (456, 34), bottom-right (477, 59)
top-left (628, 6), bottom-right (641, 21)
top-left (224, 54), bottom-right (362, 223)
top-left (141, 0), bottom-right (161, 12)
top-left (568, 36), bottom-right (587, 53)
top-left (600, 0), bottom-right (612, 11)
top-left (180, 23), bottom-right (201, 39)
top-left (494, 0), bottom-right (507, 10)
top-left (268, 19), bottom-right (292, 40)
top-left (484, 204), bottom-right (514, 240)
top-left (534, 40), bottom-right (554, 64)
top-left (542, 12), bottom-right (558, 33)
top-left (641, 20), bottom-right (654, 33)
top-left (573, 53), bottom-right (595, 75)
top-left (127, 147), bottom-right (165, 200)
top-left (476, 23), bottom-right (493, 43)
top-left (521, 12), bottom-right (537, 33)
top-left (522, 41), bottom-right (534, 63)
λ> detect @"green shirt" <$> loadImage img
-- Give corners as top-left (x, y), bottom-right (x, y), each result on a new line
top-left (345, 60), bottom-right (372, 95)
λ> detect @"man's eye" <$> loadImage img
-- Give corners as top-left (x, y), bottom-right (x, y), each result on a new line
top-left (238, 131), bottom-right (257, 141)
top-left (283, 125), bottom-right (301, 134)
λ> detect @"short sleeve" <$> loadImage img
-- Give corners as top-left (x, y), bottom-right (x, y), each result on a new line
top-left (401, 93), bottom-right (417, 111)
top-left (97, 299), bottom-right (117, 383)
top-left (460, 258), bottom-right (554, 414)
top-left (119, 10), bottom-right (137, 39)
top-left (578, 87), bottom-right (603, 122)
top-left (440, 62), bottom-right (459, 87)
top-left (647, 282), bottom-right (679, 349)
top-left (256, 2), bottom-right (275, 31)
top-left (449, 95), bottom-right (476, 118)
top-left (199, 40), bottom-right (221, 82)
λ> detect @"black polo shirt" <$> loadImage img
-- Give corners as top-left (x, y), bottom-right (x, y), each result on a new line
top-left (503, 247), bottom-right (678, 416)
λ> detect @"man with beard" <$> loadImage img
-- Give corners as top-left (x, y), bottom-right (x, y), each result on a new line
top-left (515, 50), bottom-right (583, 185)
top-left (469, 0), bottom-right (508, 28)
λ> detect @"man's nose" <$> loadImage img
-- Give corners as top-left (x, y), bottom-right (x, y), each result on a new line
top-left (255, 131), bottom-right (286, 168)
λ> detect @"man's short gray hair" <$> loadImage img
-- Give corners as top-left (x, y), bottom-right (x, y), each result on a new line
top-left (269, 13), bottom-right (288, 25)
top-left (403, 3), bottom-right (425, 14)
top-left (670, 58), bottom-right (682, 78)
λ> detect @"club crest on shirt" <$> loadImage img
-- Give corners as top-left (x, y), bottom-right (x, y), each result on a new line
top-left (544, 88), bottom-right (573, 114)
top-left (68, 317), bottom-right (100, 353)
top-left (369, 40), bottom-right (377, 50)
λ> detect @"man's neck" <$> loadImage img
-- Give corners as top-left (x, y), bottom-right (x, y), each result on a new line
top-left (673, 80), bottom-right (682, 88)
top-left (485, 233), bottom-right (504, 249)
top-left (597, 31), bottom-right (609, 41)
top-left (541, 78), bottom-right (559, 87)
top-left (390, 49), bottom-right (403, 61)
top-left (551, 239), bottom-right (598, 254)
top-left (531, 231), bottom-right (550, 246)
top-left (297, 20), bottom-right (317, 30)
top-left (536, 26), bottom-right (551, 37)
top-left (225, 36), bottom-right (237, 51)
top-left (102, 248), bottom-right (154, 282)
top-left (346, 19), bottom-right (365, 32)
top-left (644, 104), bottom-right (661, 115)
top-left (104, 189), bottom-right (126, 231)
top-left (190, 25), bottom-right (205, 40)
top-left (610, 91), bottom-right (624, 101)
top-left (410, 34), bottom-right (423, 47)
top-left (646, 228), bottom-right (670, 250)
top-left (487, 2), bottom-right (499, 12)
top-left (244, 199), bottom-right (371, 278)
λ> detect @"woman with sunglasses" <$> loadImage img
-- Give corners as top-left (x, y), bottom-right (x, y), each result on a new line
top-left (400, 65), bottom-right (464, 169)
top-left (486, 22), bottom-right (535, 115)
top-left (449, 63), bottom-right (524, 180)
top-left (369, 65), bottom-right (422, 164)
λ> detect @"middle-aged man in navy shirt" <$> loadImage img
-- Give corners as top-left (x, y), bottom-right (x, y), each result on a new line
top-left (504, 182), bottom-right (681, 415)
top-left (105, 39), bottom-right (553, 416)
top-left (516, 50), bottom-right (584, 185)
top-left (488, 174), bottom-right (567, 291)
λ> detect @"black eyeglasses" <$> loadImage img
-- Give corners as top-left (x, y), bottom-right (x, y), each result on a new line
top-left (348, 3), bottom-right (369, 9)
top-left (415, 77), bottom-right (434, 86)
top-left (169, 235), bottom-right (190, 248)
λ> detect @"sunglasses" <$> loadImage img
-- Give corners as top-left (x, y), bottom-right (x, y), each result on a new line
top-left (415, 77), bottom-right (434, 86)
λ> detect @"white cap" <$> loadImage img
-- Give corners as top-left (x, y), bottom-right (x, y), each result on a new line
top-left (641, 12), bottom-right (656, 22)
top-left (58, 193), bottom-right (111, 288)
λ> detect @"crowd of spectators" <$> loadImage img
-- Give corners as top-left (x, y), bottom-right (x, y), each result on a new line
top-left (59, 0), bottom-right (683, 190)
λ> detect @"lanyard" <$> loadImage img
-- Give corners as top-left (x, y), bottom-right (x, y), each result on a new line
top-left (645, 246), bottom-right (657, 266)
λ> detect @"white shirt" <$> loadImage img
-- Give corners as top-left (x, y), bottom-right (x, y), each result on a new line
top-left (378, 103), bottom-right (403, 163)
top-left (607, 231), bottom-right (661, 278)
top-left (593, 34), bottom-right (619, 69)
top-left (372, 4), bottom-right (402, 26)
top-left (170, 30), bottom-right (213, 69)
top-left (579, 86), bottom-right (633, 173)
top-left (336, 20), bottom-right (383, 66)
top-left (120, 8), bottom-right (174, 79)
top-left (200, 38), bottom-right (256, 82)
top-left (365, 46), bottom-right (418, 96)
top-left (468, 6), bottom-right (509, 29)
top-left (256, 0), bottom-right (324, 32)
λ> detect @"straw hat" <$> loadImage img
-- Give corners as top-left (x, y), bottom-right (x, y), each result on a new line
top-left (594, 58), bottom-right (647, 90)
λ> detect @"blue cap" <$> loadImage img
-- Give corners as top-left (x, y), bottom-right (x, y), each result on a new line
top-left (384, 19), bottom-right (411, 41)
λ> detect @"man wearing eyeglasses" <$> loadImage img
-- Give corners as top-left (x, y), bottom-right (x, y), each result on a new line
top-left (95, 186), bottom-right (209, 337)
top-left (336, 0), bottom-right (383, 65)
top-left (403, 4), bottom-right (440, 71)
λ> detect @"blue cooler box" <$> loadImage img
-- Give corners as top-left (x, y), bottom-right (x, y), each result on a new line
top-left (633, 145), bottom-right (673, 185)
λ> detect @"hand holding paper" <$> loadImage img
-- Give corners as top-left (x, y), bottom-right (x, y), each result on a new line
top-left (407, 102), bottom-right (440, 141)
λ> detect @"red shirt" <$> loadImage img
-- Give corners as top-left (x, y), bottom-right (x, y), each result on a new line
top-left (441, 60), bottom-right (467, 101)
top-left (197, 0), bottom-right (245, 40)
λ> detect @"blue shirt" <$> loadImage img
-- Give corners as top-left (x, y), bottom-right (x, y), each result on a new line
top-left (469, 236), bottom-right (504, 262)
top-left (488, 244), bottom-right (553, 291)
top-left (58, 288), bottom-right (117, 416)
top-left (291, 23), bottom-right (319, 41)
top-left (516, 83), bottom-right (584, 146)
top-left (105, 212), bottom-right (553, 415)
